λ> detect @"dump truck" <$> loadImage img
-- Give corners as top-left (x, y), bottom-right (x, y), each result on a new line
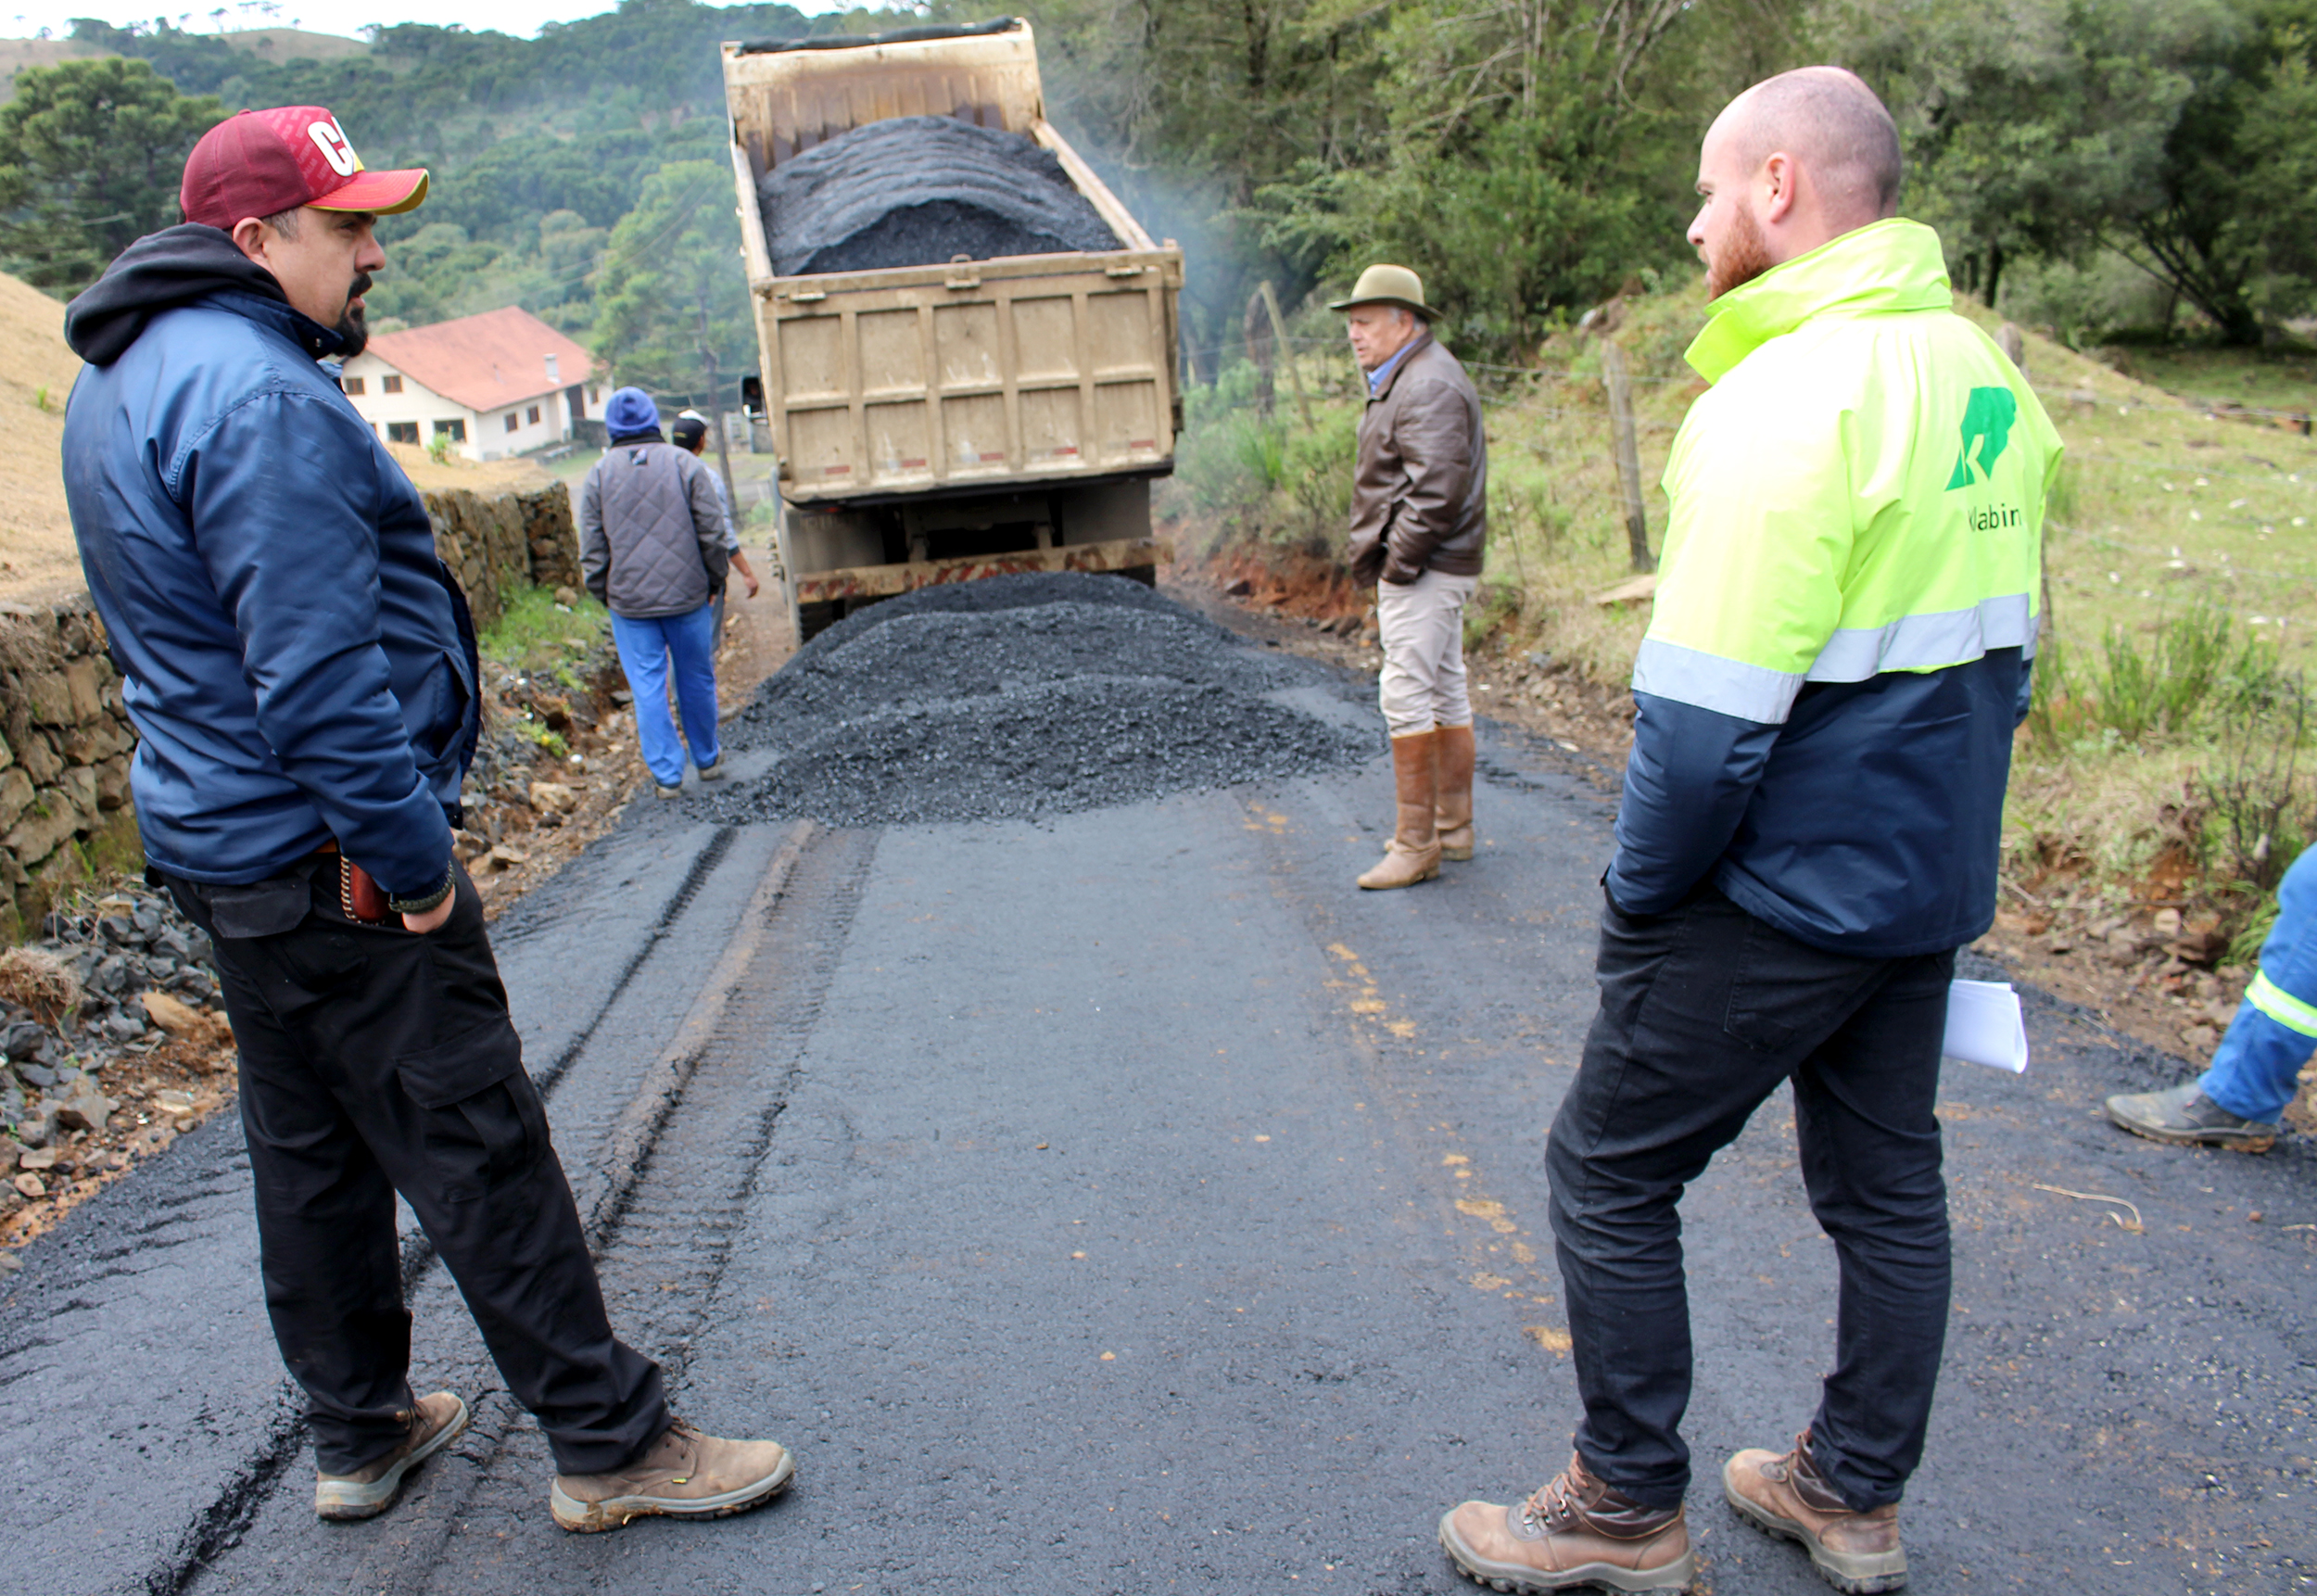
top-left (723, 17), bottom-right (1186, 641)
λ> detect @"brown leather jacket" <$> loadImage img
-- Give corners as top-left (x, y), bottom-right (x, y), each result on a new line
top-left (1347, 331), bottom-right (1488, 587)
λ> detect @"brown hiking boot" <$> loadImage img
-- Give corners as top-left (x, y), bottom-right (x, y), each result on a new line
top-left (315, 1390), bottom-right (469, 1521)
top-left (1437, 722), bottom-right (1476, 860)
top-left (1360, 730), bottom-right (1442, 889)
top-left (551, 1418), bottom-right (795, 1533)
top-left (1724, 1432), bottom-right (1906, 1593)
top-left (1439, 1452), bottom-right (1694, 1592)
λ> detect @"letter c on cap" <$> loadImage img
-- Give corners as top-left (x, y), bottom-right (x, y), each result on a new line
top-left (307, 118), bottom-right (360, 178)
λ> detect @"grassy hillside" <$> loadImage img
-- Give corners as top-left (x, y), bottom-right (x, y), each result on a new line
top-left (1177, 272), bottom-right (2317, 945)
top-left (0, 262), bottom-right (549, 607)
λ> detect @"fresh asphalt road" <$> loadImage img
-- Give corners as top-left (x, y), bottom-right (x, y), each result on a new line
top-left (2, 683), bottom-right (2311, 1594)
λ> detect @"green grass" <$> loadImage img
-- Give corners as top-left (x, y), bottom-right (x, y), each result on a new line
top-left (480, 582), bottom-right (611, 678)
top-left (2108, 343), bottom-right (2317, 421)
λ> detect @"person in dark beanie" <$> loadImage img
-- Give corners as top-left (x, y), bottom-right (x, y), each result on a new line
top-left (579, 387), bottom-right (731, 799)
top-left (62, 106), bottom-right (795, 1534)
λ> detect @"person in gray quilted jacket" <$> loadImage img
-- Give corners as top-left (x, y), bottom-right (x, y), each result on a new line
top-left (580, 387), bottom-right (731, 797)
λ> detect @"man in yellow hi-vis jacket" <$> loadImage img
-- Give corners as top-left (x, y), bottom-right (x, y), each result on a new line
top-left (1439, 68), bottom-right (2061, 1596)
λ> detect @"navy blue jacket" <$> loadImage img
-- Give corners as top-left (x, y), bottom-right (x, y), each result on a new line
top-left (1611, 655), bottom-right (2027, 957)
top-left (62, 226), bottom-right (475, 893)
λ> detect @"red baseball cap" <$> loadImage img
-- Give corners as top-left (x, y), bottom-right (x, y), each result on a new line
top-left (180, 107), bottom-right (428, 230)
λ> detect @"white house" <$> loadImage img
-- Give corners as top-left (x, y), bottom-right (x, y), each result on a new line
top-left (341, 307), bottom-right (601, 462)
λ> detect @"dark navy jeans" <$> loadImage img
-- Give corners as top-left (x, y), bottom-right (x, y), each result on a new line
top-left (1548, 886), bottom-right (1956, 1512)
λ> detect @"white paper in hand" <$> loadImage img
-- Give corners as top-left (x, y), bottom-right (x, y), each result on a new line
top-left (1943, 979), bottom-right (2029, 1073)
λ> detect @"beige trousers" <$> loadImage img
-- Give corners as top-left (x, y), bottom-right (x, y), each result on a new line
top-left (1375, 568), bottom-right (1478, 736)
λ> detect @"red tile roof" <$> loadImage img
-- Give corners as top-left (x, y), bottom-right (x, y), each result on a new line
top-left (364, 307), bottom-right (597, 413)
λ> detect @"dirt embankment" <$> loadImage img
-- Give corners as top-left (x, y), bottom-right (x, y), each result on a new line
top-left (0, 272), bottom-right (93, 606)
top-left (0, 268), bottom-right (551, 612)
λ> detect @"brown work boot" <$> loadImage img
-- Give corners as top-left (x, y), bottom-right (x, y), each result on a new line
top-left (1359, 730), bottom-right (1442, 890)
top-left (551, 1418), bottom-right (795, 1533)
top-left (1724, 1432), bottom-right (1906, 1593)
top-left (1436, 722), bottom-right (1476, 860)
top-left (1439, 1452), bottom-right (1694, 1592)
top-left (315, 1390), bottom-right (469, 1521)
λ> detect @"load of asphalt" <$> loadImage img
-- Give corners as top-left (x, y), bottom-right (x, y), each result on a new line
top-left (759, 116), bottom-right (1121, 277)
top-left (707, 573), bottom-right (1375, 827)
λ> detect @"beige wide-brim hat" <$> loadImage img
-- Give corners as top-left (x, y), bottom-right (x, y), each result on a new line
top-left (1327, 263), bottom-right (1440, 322)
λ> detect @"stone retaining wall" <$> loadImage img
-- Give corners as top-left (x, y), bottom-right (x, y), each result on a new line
top-left (0, 482), bottom-right (578, 939)
top-left (429, 484), bottom-right (580, 632)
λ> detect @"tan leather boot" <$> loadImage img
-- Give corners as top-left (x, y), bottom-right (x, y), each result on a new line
top-left (1359, 730), bottom-right (1441, 889)
top-left (551, 1419), bottom-right (795, 1532)
top-left (1436, 722), bottom-right (1475, 860)
top-left (315, 1390), bottom-right (469, 1521)
top-left (1439, 1452), bottom-right (1694, 1591)
top-left (1724, 1432), bottom-right (1906, 1593)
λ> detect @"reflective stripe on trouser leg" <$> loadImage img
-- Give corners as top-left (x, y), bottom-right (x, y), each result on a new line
top-left (1376, 569), bottom-right (1479, 737)
top-left (2198, 996), bottom-right (2317, 1123)
top-left (2247, 969), bottom-right (2317, 1037)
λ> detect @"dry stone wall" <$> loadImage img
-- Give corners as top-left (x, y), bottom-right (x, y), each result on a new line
top-left (428, 484), bottom-right (580, 633)
top-left (0, 483), bottom-right (578, 938)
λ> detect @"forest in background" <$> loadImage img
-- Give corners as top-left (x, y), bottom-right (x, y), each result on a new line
top-left (0, 0), bottom-right (2310, 406)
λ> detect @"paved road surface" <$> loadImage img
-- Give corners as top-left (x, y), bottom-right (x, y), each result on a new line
top-left (2, 658), bottom-right (2311, 1595)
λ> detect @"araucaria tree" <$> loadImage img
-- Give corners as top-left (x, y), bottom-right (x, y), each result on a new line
top-left (0, 58), bottom-right (223, 294)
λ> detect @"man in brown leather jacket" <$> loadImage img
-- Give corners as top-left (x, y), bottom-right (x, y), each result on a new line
top-left (1332, 264), bottom-right (1488, 890)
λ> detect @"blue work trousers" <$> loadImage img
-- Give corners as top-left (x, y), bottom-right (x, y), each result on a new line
top-left (611, 602), bottom-right (720, 788)
top-left (2202, 844), bottom-right (2317, 1122)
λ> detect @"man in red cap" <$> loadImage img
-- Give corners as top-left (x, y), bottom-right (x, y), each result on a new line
top-left (62, 108), bottom-right (797, 1534)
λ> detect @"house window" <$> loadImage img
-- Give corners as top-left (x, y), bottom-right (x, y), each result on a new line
top-left (505, 412), bottom-right (520, 434)
top-left (526, 405), bottom-right (541, 424)
top-left (434, 418), bottom-right (467, 443)
top-left (588, 386), bottom-right (600, 404)
top-left (381, 374), bottom-right (402, 393)
top-left (386, 421), bottom-right (419, 444)
top-left (342, 374), bottom-right (365, 395)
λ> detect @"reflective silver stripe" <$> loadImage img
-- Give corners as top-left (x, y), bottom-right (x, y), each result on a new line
top-left (1804, 593), bottom-right (2036, 683)
top-left (1632, 638), bottom-right (1804, 725)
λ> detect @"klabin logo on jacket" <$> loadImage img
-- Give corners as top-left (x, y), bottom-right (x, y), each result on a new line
top-left (1944, 387), bottom-right (2018, 489)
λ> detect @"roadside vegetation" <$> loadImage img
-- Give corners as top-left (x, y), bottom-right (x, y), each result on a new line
top-left (1165, 283), bottom-right (2317, 1058)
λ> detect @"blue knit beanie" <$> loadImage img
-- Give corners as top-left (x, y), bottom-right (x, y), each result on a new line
top-left (604, 386), bottom-right (659, 437)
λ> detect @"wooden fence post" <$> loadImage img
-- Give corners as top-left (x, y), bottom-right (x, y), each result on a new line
top-left (1243, 287), bottom-right (1275, 419)
top-left (1601, 340), bottom-right (1654, 574)
top-left (1258, 281), bottom-right (1317, 433)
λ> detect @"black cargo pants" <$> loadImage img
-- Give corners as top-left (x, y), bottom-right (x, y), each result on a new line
top-left (1547, 886), bottom-right (1955, 1513)
top-left (161, 856), bottom-right (667, 1476)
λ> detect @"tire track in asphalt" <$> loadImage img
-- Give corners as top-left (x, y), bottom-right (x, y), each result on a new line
top-left (181, 825), bottom-right (880, 1594)
top-left (410, 824), bottom-right (882, 1596)
top-left (154, 826), bottom-right (756, 1596)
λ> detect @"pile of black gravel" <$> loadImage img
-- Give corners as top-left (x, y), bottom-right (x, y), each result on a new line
top-left (707, 574), bottom-right (1375, 826)
top-left (760, 116), bottom-right (1121, 277)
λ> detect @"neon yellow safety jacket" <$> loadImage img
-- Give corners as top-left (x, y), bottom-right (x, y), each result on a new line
top-left (1606, 219), bottom-right (2062, 956)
